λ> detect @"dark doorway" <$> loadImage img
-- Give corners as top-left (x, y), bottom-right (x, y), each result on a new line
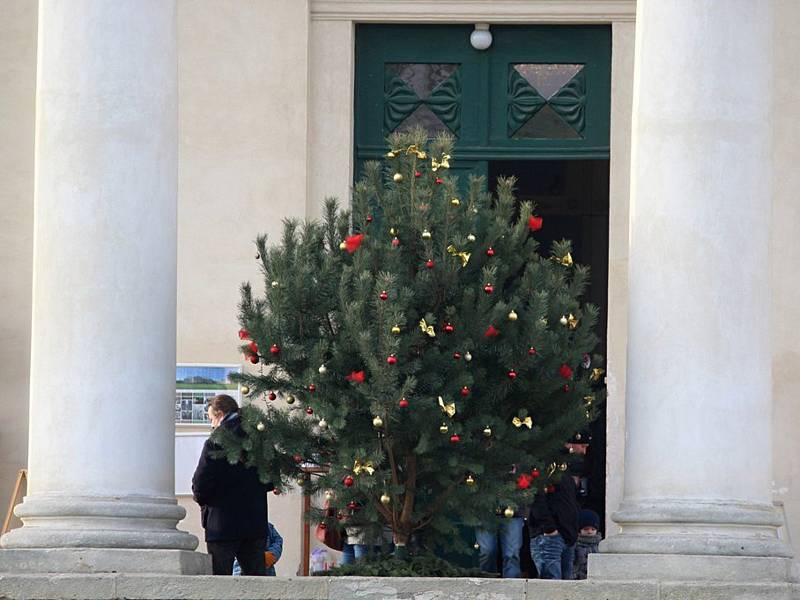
top-left (490, 159), bottom-right (609, 534)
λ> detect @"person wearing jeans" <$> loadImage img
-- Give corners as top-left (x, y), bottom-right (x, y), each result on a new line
top-left (475, 516), bottom-right (524, 578)
top-left (528, 472), bottom-right (580, 579)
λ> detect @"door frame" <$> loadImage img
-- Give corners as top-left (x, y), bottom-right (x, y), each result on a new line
top-left (307, 0), bottom-right (636, 536)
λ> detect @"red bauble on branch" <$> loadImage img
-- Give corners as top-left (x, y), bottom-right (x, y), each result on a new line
top-left (531, 468), bottom-right (541, 479)
top-left (270, 344), bottom-right (280, 356)
top-left (344, 233), bottom-right (365, 254)
top-left (450, 434), bottom-right (460, 443)
top-left (343, 475), bottom-right (354, 488)
top-left (460, 386), bottom-right (470, 397)
top-left (345, 370), bottom-right (365, 383)
top-left (508, 369), bottom-right (517, 380)
top-left (268, 392), bottom-right (277, 401)
top-left (483, 283), bottom-right (494, 294)
top-left (426, 259), bottom-right (435, 269)
top-left (248, 341), bottom-right (259, 355)
top-left (308, 384), bottom-right (316, 392)
top-left (306, 407), bottom-right (314, 415)
top-left (443, 323), bottom-right (455, 334)
top-left (528, 346), bottom-right (537, 356)
top-left (484, 325), bottom-right (500, 338)
top-left (517, 474), bottom-right (532, 490)
top-left (486, 247), bottom-right (495, 257)
top-left (528, 215), bottom-right (543, 232)
top-left (379, 290), bottom-right (389, 301)
top-left (387, 354), bottom-right (398, 365)
top-left (248, 354), bottom-right (259, 364)
top-left (238, 328), bottom-right (250, 340)
top-left (559, 364), bottom-right (573, 379)
top-left (398, 397), bottom-right (409, 408)
top-left (453, 351), bottom-right (462, 360)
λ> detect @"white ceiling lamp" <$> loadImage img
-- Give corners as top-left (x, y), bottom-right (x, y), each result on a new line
top-left (470, 23), bottom-right (492, 51)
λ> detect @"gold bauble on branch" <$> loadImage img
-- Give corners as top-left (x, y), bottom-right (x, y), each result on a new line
top-left (465, 475), bottom-right (475, 486)
top-left (482, 426), bottom-right (492, 437)
top-left (240, 385), bottom-right (250, 396)
top-left (285, 395), bottom-right (295, 405)
top-left (318, 364), bottom-right (327, 375)
top-left (464, 351), bottom-right (472, 362)
top-left (324, 490), bottom-right (334, 501)
top-left (339, 242), bottom-right (347, 250)
top-left (391, 324), bottom-right (401, 334)
top-left (380, 493), bottom-right (391, 506)
top-left (467, 234), bottom-right (476, 242)
top-left (474, 542), bottom-right (480, 550)
top-left (450, 198), bottom-right (460, 207)
top-left (318, 418), bottom-right (328, 430)
top-left (393, 173), bottom-right (404, 183)
top-left (256, 422), bottom-right (265, 432)
top-left (271, 280), bottom-right (279, 288)
top-left (439, 423), bottom-right (449, 434)
top-left (421, 229), bottom-right (432, 240)
top-left (503, 506), bottom-right (515, 518)
top-left (508, 310), bottom-right (518, 322)
top-left (372, 415), bottom-right (384, 429)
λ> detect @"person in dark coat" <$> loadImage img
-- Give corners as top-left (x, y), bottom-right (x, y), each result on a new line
top-left (192, 394), bottom-right (272, 575)
top-left (528, 470), bottom-right (580, 579)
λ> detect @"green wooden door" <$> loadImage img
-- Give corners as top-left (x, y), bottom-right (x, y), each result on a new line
top-left (354, 24), bottom-right (611, 182)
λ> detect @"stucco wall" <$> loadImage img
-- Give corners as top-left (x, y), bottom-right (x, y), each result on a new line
top-left (0, 0), bottom-right (36, 530)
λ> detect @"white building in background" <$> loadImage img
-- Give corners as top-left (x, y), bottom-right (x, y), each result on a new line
top-left (0, 0), bottom-right (798, 587)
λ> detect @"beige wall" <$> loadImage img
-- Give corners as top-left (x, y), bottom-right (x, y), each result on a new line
top-left (1, 0), bottom-right (799, 567)
top-left (772, 0), bottom-right (800, 550)
top-left (0, 0), bottom-right (36, 529)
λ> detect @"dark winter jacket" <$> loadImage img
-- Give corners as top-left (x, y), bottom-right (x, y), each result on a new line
top-left (573, 532), bottom-right (601, 579)
top-left (192, 413), bottom-right (273, 542)
top-left (527, 473), bottom-right (580, 546)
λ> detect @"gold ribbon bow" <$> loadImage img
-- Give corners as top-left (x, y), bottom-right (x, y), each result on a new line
top-left (552, 252), bottom-right (573, 267)
top-left (353, 459), bottom-right (375, 475)
top-left (431, 154), bottom-right (451, 172)
top-left (512, 416), bottom-right (533, 429)
top-left (591, 368), bottom-right (605, 382)
top-left (419, 318), bottom-right (436, 338)
top-left (446, 244), bottom-right (471, 267)
top-left (567, 313), bottom-right (579, 330)
top-left (438, 396), bottom-right (456, 418)
top-left (406, 144), bottom-right (427, 159)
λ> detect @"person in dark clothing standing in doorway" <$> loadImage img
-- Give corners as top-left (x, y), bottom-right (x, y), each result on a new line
top-left (192, 394), bottom-right (272, 575)
top-left (528, 470), bottom-right (580, 579)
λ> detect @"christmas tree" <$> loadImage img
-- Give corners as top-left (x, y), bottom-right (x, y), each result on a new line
top-left (223, 129), bottom-right (601, 555)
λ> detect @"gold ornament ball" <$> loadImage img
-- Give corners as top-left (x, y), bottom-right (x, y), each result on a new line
top-left (318, 364), bottom-right (327, 375)
top-left (439, 423), bottom-right (449, 434)
top-left (474, 542), bottom-right (480, 550)
top-left (339, 242), bottom-right (347, 250)
top-left (503, 506), bottom-right (515, 519)
top-left (240, 385), bottom-right (250, 396)
top-left (508, 310), bottom-right (518, 322)
top-left (256, 422), bottom-right (265, 432)
top-left (297, 477), bottom-right (306, 486)
top-left (318, 418), bottom-right (328, 430)
top-left (271, 280), bottom-right (279, 288)
top-left (464, 351), bottom-right (472, 362)
top-left (324, 490), bottom-right (334, 501)
top-left (285, 395), bottom-right (295, 405)
top-left (393, 173), bottom-right (404, 183)
top-left (390, 227), bottom-right (397, 236)
top-left (465, 475), bottom-right (475, 486)
top-left (467, 234), bottom-right (476, 243)
top-left (391, 324), bottom-right (401, 335)
top-left (559, 462), bottom-right (568, 471)
top-left (450, 198), bottom-right (460, 207)
top-left (560, 315), bottom-right (568, 326)
top-left (372, 415), bottom-right (384, 429)
top-left (386, 151), bottom-right (396, 159)
top-left (421, 229), bottom-right (432, 240)
top-left (380, 493), bottom-right (391, 506)
top-left (482, 426), bottom-right (492, 437)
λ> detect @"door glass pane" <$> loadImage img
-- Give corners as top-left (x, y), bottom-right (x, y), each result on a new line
top-left (385, 63), bottom-right (461, 136)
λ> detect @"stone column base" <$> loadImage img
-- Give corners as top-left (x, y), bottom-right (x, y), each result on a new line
top-left (0, 549), bottom-right (211, 575)
top-left (589, 553), bottom-right (798, 583)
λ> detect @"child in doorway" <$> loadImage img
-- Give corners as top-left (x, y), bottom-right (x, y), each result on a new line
top-left (573, 509), bottom-right (602, 580)
top-left (232, 522), bottom-right (283, 576)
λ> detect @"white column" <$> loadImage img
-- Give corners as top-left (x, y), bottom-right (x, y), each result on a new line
top-left (594, 0), bottom-right (792, 581)
top-left (0, 0), bottom-right (207, 574)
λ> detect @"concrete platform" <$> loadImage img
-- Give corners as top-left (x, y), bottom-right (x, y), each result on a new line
top-left (0, 575), bottom-right (798, 600)
top-left (0, 549), bottom-right (211, 575)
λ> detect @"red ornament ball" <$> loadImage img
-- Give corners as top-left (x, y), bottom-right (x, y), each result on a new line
top-left (343, 475), bottom-right (354, 488)
top-left (460, 386), bottom-right (470, 397)
top-left (347, 501), bottom-right (359, 511)
top-left (306, 407), bottom-right (314, 415)
top-left (435, 177), bottom-right (444, 185)
top-left (426, 259), bottom-right (435, 269)
top-left (318, 522), bottom-right (327, 530)
top-left (308, 384), bottom-right (316, 392)
top-left (486, 247), bottom-right (495, 257)
top-left (516, 474), bottom-right (532, 490)
top-left (273, 488), bottom-right (281, 495)
top-left (379, 290), bottom-right (389, 301)
top-left (531, 468), bottom-right (541, 479)
top-left (249, 354), bottom-right (259, 364)
top-left (453, 352), bottom-right (462, 360)
top-left (415, 170), bottom-right (422, 178)
top-left (528, 346), bottom-right (537, 356)
top-left (508, 369), bottom-right (517, 380)
top-left (366, 214), bottom-right (373, 223)
top-left (248, 341), bottom-right (259, 354)
top-left (563, 384), bottom-right (570, 393)
top-left (391, 237), bottom-right (400, 247)
top-left (238, 328), bottom-right (250, 340)
top-left (546, 484), bottom-right (556, 494)
top-left (559, 364), bottom-right (573, 379)
top-left (387, 354), bottom-right (398, 365)
top-left (268, 392), bottom-right (277, 401)
top-left (398, 397), bottom-right (409, 408)
top-left (293, 454), bottom-right (303, 463)
top-left (444, 323), bottom-right (455, 333)
top-left (484, 283), bottom-right (494, 294)
top-left (450, 434), bottom-right (461, 443)
top-left (270, 344), bottom-right (280, 356)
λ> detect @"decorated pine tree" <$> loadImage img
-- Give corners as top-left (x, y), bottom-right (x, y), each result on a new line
top-left (224, 129), bottom-right (602, 556)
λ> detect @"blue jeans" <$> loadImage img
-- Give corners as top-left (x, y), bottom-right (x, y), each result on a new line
top-left (475, 517), bottom-right (524, 578)
top-left (340, 543), bottom-right (371, 565)
top-left (530, 533), bottom-right (575, 580)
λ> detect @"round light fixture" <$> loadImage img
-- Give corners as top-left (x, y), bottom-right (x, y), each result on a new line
top-left (470, 23), bottom-right (492, 51)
